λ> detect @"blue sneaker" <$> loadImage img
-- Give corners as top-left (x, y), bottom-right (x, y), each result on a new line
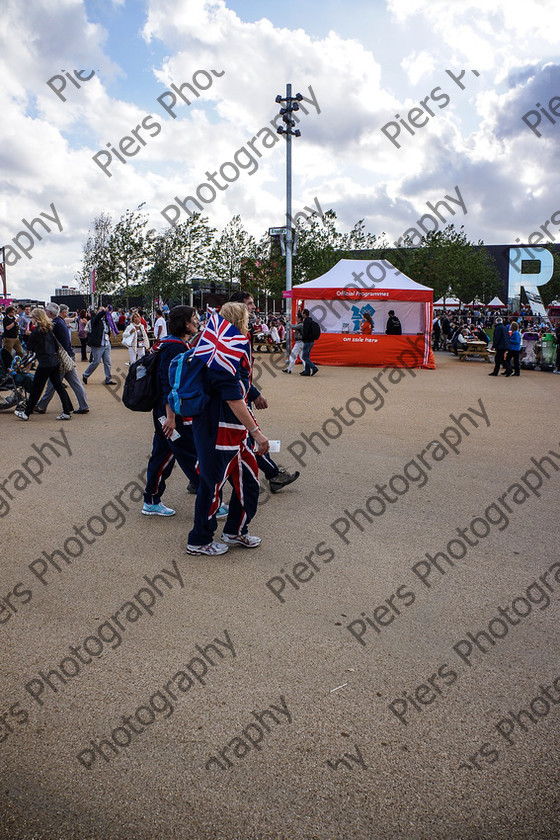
top-left (142, 502), bottom-right (176, 516)
top-left (216, 503), bottom-right (229, 519)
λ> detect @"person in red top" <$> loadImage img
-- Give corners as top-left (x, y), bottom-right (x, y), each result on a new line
top-left (361, 312), bottom-right (373, 335)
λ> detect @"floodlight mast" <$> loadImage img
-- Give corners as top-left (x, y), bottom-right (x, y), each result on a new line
top-left (275, 83), bottom-right (302, 360)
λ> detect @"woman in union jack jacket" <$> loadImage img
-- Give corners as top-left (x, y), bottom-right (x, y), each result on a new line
top-left (186, 304), bottom-right (270, 556)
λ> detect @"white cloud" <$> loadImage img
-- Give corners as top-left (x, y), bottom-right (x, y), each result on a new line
top-left (1, 0), bottom-right (559, 301)
top-left (401, 51), bottom-right (436, 85)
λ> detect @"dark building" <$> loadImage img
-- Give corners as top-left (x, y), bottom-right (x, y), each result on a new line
top-left (350, 243), bottom-right (560, 306)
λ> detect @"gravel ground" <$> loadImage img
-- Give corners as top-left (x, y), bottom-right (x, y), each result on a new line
top-left (1, 348), bottom-right (559, 840)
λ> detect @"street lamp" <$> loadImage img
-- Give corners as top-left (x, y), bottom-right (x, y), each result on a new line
top-left (274, 83), bottom-right (302, 359)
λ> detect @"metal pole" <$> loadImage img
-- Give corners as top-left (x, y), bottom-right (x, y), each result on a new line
top-left (285, 83), bottom-right (293, 360)
top-left (0, 247), bottom-right (6, 298)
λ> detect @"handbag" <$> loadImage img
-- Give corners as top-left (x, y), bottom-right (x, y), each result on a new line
top-left (53, 335), bottom-right (76, 375)
top-left (122, 329), bottom-right (135, 348)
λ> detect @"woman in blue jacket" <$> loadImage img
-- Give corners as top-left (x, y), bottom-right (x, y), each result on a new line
top-left (507, 321), bottom-right (522, 376)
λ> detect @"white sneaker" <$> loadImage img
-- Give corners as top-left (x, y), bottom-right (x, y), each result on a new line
top-left (14, 409), bottom-right (29, 421)
top-left (186, 541), bottom-right (229, 556)
top-left (221, 533), bottom-right (262, 548)
top-left (56, 413), bottom-right (72, 420)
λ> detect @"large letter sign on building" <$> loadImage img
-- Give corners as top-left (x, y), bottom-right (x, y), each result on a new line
top-left (508, 246), bottom-right (553, 316)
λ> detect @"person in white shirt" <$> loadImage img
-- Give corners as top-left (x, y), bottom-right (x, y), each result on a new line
top-left (123, 312), bottom-right (149, 365)
top-left (282, 312), bottom-right (304, 374)
top-left (154, 309), bottom-right (167, 341)
top-left (269, 321), bottom-right (281, 343)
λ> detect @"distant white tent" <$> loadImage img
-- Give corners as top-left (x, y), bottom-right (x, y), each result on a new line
top-left (434, 296), bottom-right (462, 308)
top-left (487, 296), bottom-right (506, 308)
top-left (466, 299), bottom-right (483, 308)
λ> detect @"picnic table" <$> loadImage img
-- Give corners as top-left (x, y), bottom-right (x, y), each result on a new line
top-left (254, 334), bottom-right (285, 353)
top-left (458, 340), bottom-right (494, 363)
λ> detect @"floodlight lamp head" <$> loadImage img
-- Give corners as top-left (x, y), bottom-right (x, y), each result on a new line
top-left (294, 129), bottom-right (301, 137)
top-left (275, 95), bottom-right (283, 103)
top-left (279, 107), bottom-right (288, 115)
top-left (292, 102), bottom-right (299, 111)
top-left (277, 126), bottom-right (285, 134)
top-left (295, 93), bottom-right (303, 101)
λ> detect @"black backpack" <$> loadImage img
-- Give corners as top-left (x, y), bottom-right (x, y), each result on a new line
top-left (122, 339), bottom-right (184, 412)
top-left (310, 319), bottom-right (321, 340)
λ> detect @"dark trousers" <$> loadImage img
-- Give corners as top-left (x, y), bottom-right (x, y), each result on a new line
top-left (144, 417), bottom-right (199, 504)
top-left (79, 337), bottom-right (88, 361)
top-left (506, 350), bottom-right (520, 375)
top-left (246, 403), bottom-right (279, 480)
top-left (492, 348), bottom-right (512, 375)
top-left (255, 451), bottom-right (279, 480)
top-left (301, 341), bottom-right (318, 374)
top-left (25, 366), bottom-right (73, 415)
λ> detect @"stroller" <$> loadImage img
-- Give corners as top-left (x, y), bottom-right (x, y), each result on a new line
top-left (520, 331), bottom-right (539, 369)
top-left (0, 349), bottom-right (34, 412)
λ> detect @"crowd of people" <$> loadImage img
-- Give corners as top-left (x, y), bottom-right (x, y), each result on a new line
top-left (1, 293), bottom-right (300, 556)
top-left (432, 309), bottom-right (560, 375)
top-left (3, 293), bottom-right (559, 553)
top-left (140, 292), bottom-right (300, 555)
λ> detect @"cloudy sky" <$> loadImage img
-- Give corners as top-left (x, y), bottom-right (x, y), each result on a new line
top-left (1, 0), bottom-right (559, 301)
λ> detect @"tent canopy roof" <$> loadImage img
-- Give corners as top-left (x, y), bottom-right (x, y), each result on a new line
top-left (434, 296), bottom-right (462, 306)
top-left (291, 259), bottom-right (433, 292)
top-left (487, 296), bottom-right (506, 307)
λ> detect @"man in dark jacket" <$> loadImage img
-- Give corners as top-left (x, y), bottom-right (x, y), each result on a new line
top-left (35, 303), bottom-right (89, 414)
top-left (301, 309), bottom-right (319, 376)
top-left (386, 310), bottom-right (402, 335)
top-left (489, 317), bottom-right (512, 376)
top-left (82, 304), bottom-right (116, 385)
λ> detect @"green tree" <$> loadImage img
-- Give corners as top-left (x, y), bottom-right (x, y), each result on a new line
top-left (75, 212), bottom-right (115, 296)
top-left (292, 209), bottom-right (344, 283)
top-left (292, 210), bottom-right (384, 284)
top-left (341, 218), bottom-right (382, 252)
top-left (378, 225), bottom-right (502, 303)
top-left (171, 215), bottom-right (216, 303)
top-left (143, 228), bottom-right (183, 307)
top-left (238, 234), bottom-right (286, 310)
top-left (109, 203), bottom-right (150, 303)
top-left (143, 215), bottom-right (216, 306)
top-left (208, 215), bottom-right (258, 294)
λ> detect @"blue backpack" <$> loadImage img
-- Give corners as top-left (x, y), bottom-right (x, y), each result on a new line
top-left (168, 348), bottom-right (209, 417)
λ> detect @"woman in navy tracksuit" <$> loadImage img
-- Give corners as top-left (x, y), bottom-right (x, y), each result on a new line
top-left (187, 304), bottom-right (270, 556)
top-left (142, 306), bottom-right (201, 516)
